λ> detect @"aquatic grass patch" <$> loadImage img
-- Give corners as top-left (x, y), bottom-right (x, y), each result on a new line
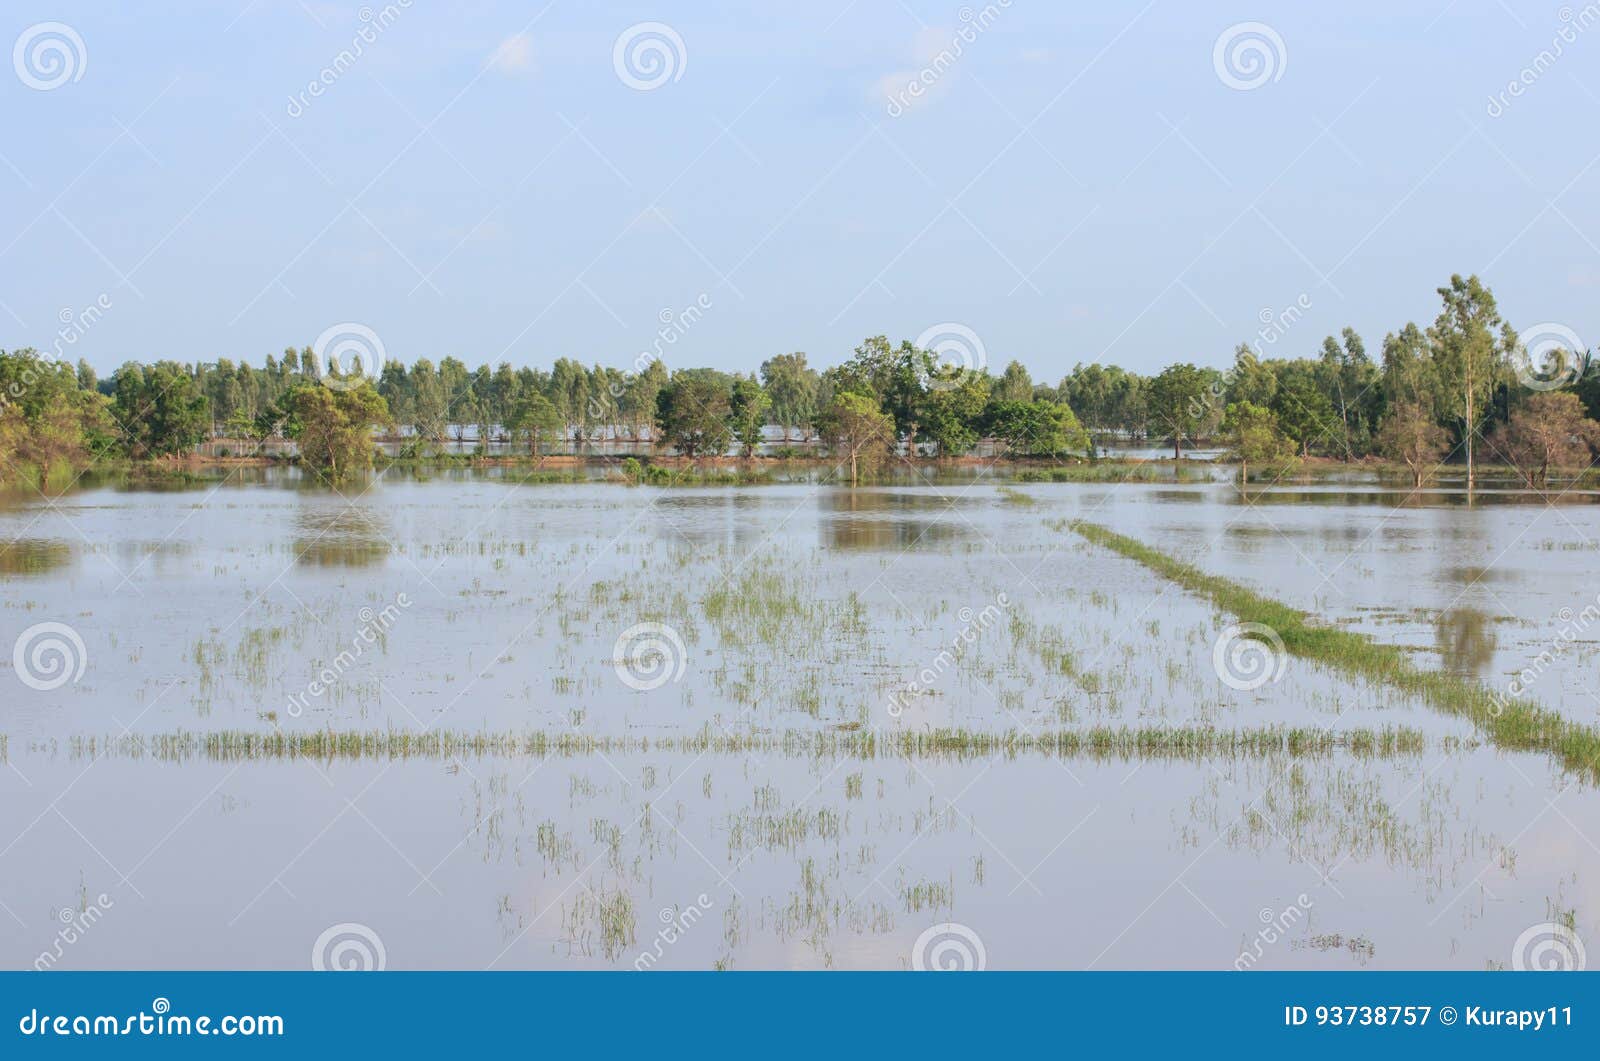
top-left (1063, 519), bottom-right (1600, 783)
top-left (59, 723), bottom-right (1430, 764)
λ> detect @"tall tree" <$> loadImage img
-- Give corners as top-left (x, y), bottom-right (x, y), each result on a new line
top-left (1428, 274), bottom-right (1514, 488)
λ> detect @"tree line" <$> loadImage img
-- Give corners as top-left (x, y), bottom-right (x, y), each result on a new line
top-left (1, 272), bottom-right (1594, 485)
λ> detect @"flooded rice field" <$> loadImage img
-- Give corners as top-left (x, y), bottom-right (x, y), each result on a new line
top-left (2, 467), bottom-right (1597, 970)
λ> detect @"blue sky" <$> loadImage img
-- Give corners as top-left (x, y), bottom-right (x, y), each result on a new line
top-left (3, 1), bottom-right (1598, 378)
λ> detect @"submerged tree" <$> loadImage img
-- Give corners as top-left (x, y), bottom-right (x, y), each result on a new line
top-left (287, 383), bottom-right (392, 482)
top-left (1147, 363), bottom-right (1208, 458)
top-left (507, 391), bottom-right (562, 459)
top-left (1376, 400), bottom-right (1450, 488)
top-left (1218, 401), bottom-right (1296, 482)
top-left (819, 391), bottom-right (894, 485)
top-left (1429, 274), bottom-right (1514, 488)
top-left (1486, 391), bottom-right (1600, 488)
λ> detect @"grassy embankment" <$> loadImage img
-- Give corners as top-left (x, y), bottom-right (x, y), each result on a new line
top-left (1063, 519), bottom-right (1600, 782)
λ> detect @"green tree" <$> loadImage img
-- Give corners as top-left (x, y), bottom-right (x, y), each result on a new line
top-left (920, 373), bottom-right (990, 457)
top-left (1147, 363), bottom-right (1208, 458)
top-left (656, 373), bottom-right (733, 458)
top-left (986, 400), bottom-right (1089, 457)
top-left (507, 392), bottom-right (562, 458)
top-left (1219, 401), bottom-right (1296, 482)
top-left (287, 383), bottom-right (391, 481)
top-left (111, 361), bottom-right (210, 458)
top-left (819, 391), bottom-right (894, 484)
top-left (760, 352), bottom-right (820, 441)
top-left (728, 375), bottom-right (770, 457)
top-left (1429, 274), bottom-right (1514, 488)
top-left (1269, 372), bottom-right (1339, 457)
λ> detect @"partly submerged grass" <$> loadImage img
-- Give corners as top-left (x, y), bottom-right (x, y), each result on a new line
top-left (1063, 518), bottom-right (1600, 782)
top-left (49, 723), bottom-right (1431, 764)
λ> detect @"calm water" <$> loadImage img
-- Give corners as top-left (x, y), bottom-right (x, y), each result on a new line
top-left (2, 467), bottom-right (1597, 970)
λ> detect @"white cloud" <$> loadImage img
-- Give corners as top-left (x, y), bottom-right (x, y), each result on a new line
top-left (489, 32), bottom-right (534, 74)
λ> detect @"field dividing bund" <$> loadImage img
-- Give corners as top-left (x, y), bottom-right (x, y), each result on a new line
top-left (1063, 519), bottom-right (1600, 784)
